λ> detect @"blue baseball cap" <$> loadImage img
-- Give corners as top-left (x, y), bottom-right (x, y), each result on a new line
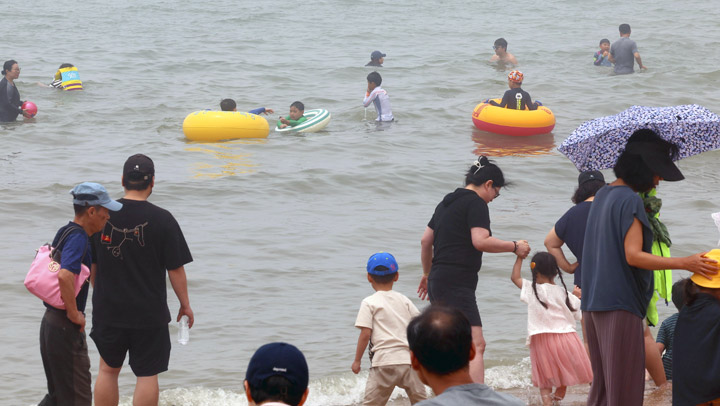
top-left (245, 342), bottom-right (309, 389)
top-left (367, 252), bottom-right (398, 275)
top-left (371, 50), bottom-right (386, 60)
top-left (70, 182), bottom-right (122, 211)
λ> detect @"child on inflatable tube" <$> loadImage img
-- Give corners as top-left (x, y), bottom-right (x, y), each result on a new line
top-left (486, 70), bottom-right (541, 111)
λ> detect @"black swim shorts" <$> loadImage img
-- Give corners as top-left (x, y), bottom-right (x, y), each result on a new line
top-left (90, 323), bottom-right (170, 377)
top-left (428, 280), bottom-right (482, 327)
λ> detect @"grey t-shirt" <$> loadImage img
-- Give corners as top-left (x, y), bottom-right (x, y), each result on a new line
top-left (610, 37), bottom-right (639, 74)
top-left (580, 185), bottom-right (654, 318)
top-left (417, 383), bottom-right (525, 406)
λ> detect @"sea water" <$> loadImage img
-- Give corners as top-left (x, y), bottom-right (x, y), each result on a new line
top-left (2, 0), bottom-right (720, 404)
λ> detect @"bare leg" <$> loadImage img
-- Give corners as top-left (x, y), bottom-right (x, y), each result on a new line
top-left (540, 388), bottom-right (553, 406)
top-left (554, 385), bottom-right (567, 401)
top-left (133, 375), bottom-right (159, 406)
top-left (95, 358), bottom-right (121, 406)
top-left (580, 318), bottom-right (590, 357)
top-left (469, 326), bottom-right (486, 383)
top-left (643, 324), bottom-right (667, 387)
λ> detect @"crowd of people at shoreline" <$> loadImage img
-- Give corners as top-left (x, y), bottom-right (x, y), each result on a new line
top-left (6, 19), bottom-right (720, 406)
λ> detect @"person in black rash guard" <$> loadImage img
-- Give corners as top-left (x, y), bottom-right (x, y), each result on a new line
top-left (488, 70), bottom-right (540, 111)
top-left (0, 60), bottom-right (30, 122)
top-left (418, 156), bottom-right (531, 384)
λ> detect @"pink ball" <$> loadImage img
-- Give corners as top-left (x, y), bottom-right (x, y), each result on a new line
top-left (22, 101), bottom-right (38, 118)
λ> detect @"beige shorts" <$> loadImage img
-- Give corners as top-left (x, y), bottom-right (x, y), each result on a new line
top-left (363, 364), bottom-right (428, 405)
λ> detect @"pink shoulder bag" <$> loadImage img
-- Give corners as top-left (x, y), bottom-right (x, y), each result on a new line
top-left (24, 226), bottom-right (90, 309)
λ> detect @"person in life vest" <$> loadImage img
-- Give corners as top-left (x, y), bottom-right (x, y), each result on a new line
top-left (49, 63), bottom-right (83, 91)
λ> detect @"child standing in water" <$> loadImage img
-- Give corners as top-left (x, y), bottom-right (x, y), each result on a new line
top-left (510, 252), bottom-right (592, 406)
top-left (593, 39), bottom-right (612, 66)
top-left (363, 71), bottom-right (393, 122)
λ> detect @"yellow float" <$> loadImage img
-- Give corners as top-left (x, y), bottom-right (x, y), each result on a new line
top-left (472, 99), bottom-right (555, 136)
top-left (183, 111), bottom-right (270, 142)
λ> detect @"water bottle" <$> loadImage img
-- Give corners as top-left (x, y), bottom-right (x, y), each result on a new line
top-left (178, 315), bottom-right (190, 345)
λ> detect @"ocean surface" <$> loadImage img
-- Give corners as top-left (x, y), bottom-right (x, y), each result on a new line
top-left (2, 0), bottom-right (720, 404)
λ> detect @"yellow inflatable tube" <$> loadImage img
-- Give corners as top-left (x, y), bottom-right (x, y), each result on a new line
top-left (472, 99), bottom-right (555, 136)
top-left (183, 111), bottom-right (270, 142)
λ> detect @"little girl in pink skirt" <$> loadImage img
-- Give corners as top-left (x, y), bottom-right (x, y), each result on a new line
top-left (511, 251), bottom-right (592, 406)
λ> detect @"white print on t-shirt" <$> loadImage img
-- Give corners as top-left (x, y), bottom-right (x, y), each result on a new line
top-left (99, 221), bottom-right (148, 259)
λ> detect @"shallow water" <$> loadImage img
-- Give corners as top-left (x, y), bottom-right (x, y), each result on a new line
top-left (2, 0), bottom-right (720, 404)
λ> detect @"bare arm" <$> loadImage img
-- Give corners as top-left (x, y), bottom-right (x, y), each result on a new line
top-left (418, 227), bottom-right (434, 300)
top-left (656, 342), bottom-right (665, 355)
top-left (90, 263), bottom-right (97, 287)
top-left (511, 256), bottom-right (523, 289)
top-left (624, 217), bottom-right (717, 278)
top-left (351, 327), bottom-right (372, 374)
top-left (168, 266), bottom-right (194, 328)
top-left (471, 227), bottom-right (530, 257)
top-left (634, 52), bottom-right (646, 69)
top-left (544, 227), bottom-right (578, 273)
top-left (58, 269), bottom-right (85, 331)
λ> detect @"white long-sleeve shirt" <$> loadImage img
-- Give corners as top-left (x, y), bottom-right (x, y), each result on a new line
top-left (363, 87), bottom-right (394, 122)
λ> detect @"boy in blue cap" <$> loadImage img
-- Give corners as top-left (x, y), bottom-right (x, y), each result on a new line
top-left (352, 252), bottom-right (428, 405)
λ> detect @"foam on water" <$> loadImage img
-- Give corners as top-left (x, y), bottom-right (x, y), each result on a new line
top-left (107, 361), bottom-right (531, 406)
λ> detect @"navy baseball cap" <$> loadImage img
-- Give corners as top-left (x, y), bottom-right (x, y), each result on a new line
top-left (70, 182), bottom-right (122, 211)
top-left (367, 252), bottom-right (398, 275)
top-left (371, 50), bottom-right (386, 60)
top-left (245, 342), bottom-right (309, 389)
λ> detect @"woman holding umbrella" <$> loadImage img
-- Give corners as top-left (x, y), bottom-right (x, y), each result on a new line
top-left (580, 129), bottom-right (717, 405)
top-left (418, 156), bottom-right (530, 383)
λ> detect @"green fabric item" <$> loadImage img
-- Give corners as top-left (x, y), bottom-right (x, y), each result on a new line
top-left (277, 115), bottom-right (308, 128)
top-left (640, 189), bottom-right (674, 325)
top-left (647, 290), bottom-right (659, 327)
top-left (640, 189), bottom-right (672, 247)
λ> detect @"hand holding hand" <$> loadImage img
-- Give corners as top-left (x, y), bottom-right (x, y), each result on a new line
top-left (417, 275), bottom-right (429, 300)
top-left (351, 361), bottom-right (361, 374)
top-left (515, 240), bottom-right (530, 258)
top-left (572, 285), bottom-right (582, 299)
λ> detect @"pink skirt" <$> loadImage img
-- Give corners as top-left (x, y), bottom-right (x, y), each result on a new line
top-left (529, 332), bottom-right (593, 388)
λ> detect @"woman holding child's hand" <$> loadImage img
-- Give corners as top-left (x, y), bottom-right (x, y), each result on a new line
top-left (418, 156), bottom-right (529, 384)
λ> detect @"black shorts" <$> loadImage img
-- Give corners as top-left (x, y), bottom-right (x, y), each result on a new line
top-left (428, 280), bottom-right (482, 327)
top-left (90, 323), bottom-right (170, 377)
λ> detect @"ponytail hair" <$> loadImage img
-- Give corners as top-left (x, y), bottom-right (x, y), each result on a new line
top-left (530, 252), bottom-right (576, 312)
top-left (2, 60), bottom-right (17, 76)
top-left (465, 156), bottom-right (507, 188)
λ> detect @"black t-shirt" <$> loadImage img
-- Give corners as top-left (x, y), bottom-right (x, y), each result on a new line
top-left (673, 294), bottom-right (720, 405)
top-left (92, 199), bottom-right (192, 328)
top-left (489, 88), bottom-right (537, 110)
top-left (554, 201), bottom-right (592, 287)
top-left (427, 188), bottom-right (491, 287)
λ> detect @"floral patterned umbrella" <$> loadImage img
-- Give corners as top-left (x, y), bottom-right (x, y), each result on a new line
top-left (558, 105), bottom-right (720, 171)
